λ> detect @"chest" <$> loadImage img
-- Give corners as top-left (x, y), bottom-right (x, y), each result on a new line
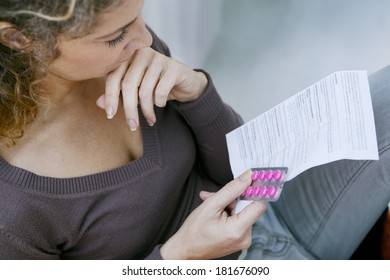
top-left (0, 108), bottom-right (143, 178)
top-left (0, 106), bottom-right (199, 259)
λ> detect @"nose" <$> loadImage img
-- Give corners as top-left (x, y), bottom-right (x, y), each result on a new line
top-left (123, 17), bottom-right (152, 52)
top-left (136, 16), bottom-right (153, 48)
top-left (141, 28), bottom-right (153, 48)
top-left (141, 23), bottom-right (153, 48)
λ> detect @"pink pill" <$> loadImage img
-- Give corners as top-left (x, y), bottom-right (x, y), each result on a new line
top-left (241, 189), bottom-right (247, 197)
top-left (273, 169), bottom-right (283, 181)
top-left (253, 186), bottom-right (261, 196)
top-left (245, 186), bottom-right (254, 197)
top-left (265, 170), bottom-right (273, 181)
top-left (251, 171), bottom-right (258, 181)
top-left (259, 186), bottom-right (268, 197)
top-left (258, 170), bottom-right (266, 180)
top-left (267, 186), bottom-right (277, 197)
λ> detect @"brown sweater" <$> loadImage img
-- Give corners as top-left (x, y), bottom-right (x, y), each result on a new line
top-left (0, 30), bottom-right (243, 259)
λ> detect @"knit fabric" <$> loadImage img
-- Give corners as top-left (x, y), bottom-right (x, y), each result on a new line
top-left (0, 29), bottom-right (243, 259)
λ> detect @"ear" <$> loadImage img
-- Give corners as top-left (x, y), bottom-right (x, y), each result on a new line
top-left (0, 22), bottom-right (31, 51)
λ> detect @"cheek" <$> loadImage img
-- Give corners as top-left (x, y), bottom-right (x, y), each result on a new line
top-left (65, 47), bottom-right (117, 66)
top-left (52, 49), bottom-right (122, 79)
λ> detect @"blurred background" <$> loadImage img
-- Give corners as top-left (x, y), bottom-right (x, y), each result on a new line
top-left (143, 0), bottom-right (390, 121)
top-left (143, 0), bottom-right (390, 255)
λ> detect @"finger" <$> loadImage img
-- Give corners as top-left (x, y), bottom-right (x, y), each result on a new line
top-left (105, 61), bottom-right (129, 119)
top-left (138, 65), bottom-right (162, 126)
top-left (225, 199), bottom-right (238, 215)
top-left (201, 191), bottom-right (237, 215)
top-left (154, 67), bottom-right (176, 107)
top-left (239, 227), bottom-right (255, 250)
top-left (199, 191), bottom-right (215, 201)
top-left (96, 94), bottom-right (105, 110)
top-left (210, 169), bottom-right (253, 211)
top-left (235, 200), bottom-right (267, 228)
top-left (121, 61), bottom-right (147, 131)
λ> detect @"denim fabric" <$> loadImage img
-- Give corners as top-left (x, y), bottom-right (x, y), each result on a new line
top-left (243, 204), bottom-right (315, 259)
top-left (245, 66), bottom-right (390, 259)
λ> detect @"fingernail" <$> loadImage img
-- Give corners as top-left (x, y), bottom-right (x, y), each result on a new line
top-left (147, 118), bottom-right (155, 126)
top-left (106, 105), bottom-right (114, 119)
top-left (200, 191), bottom-right (211, 196)
top-left (239, 169), bottom-right (253, 182)
top-left (127, 119), bottom-right (138, 131)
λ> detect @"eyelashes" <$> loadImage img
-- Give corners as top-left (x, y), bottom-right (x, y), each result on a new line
top-left (106, 27), bottom-right (129, 48)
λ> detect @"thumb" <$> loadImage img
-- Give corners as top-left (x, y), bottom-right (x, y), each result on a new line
top-left (210, 169), bottom-right (252, 211)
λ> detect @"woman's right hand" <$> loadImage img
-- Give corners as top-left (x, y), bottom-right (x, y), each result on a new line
top-left (160, 170), bottom-right (267, 260)
top-left (97, 47), bottom-right (208, 130)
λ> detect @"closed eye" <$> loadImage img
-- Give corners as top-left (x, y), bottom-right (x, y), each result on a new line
top-left (106, 27), bottom-right (129, 48)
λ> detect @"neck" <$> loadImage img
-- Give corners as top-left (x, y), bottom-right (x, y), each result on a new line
top-left (39, 74), bottom-right (105, 118)
top-left (44, 74), bottom-right (104, 104)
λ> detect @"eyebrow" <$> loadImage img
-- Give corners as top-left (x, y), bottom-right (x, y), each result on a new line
top-left (95, 18), bottom-right (137, 40)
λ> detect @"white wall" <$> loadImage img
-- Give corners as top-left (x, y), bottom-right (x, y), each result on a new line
top-left (142, 0), bottom-right (222, 68)
top-left (204, 0), bottom-right (390, 121)
top-left (143, 0), bottom-right (390, 122)
top-left (143, 0), bottom-right (390, 208)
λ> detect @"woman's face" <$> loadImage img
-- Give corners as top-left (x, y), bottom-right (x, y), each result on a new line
top-left (48, 0), bottom-right (152, 82)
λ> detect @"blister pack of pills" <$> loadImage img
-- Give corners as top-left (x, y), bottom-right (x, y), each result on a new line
top-left (240, 167), bottom-right (288, 202)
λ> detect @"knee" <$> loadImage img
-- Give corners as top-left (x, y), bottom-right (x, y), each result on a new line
top-left (369, 67), bottom-right (390, 151)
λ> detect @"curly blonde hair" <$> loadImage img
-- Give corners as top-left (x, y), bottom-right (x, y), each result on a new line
top-left (0, 0), bottom-right (122, 145)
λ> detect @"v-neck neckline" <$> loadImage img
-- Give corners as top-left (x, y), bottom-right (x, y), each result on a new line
top-left (0, 115), bottom-right (161, 195)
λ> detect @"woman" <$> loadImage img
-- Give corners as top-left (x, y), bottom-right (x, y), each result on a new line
top-left (1, 0), bottom-right (389, 260)
top-left (0, 0), bottom-right (267, 259)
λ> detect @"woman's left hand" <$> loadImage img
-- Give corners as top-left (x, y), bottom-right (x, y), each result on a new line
top-left (96, 47), bottom-right (208, 130)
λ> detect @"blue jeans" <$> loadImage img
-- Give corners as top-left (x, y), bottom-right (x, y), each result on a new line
top-left (244, 66), bottom-right (390, 259)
